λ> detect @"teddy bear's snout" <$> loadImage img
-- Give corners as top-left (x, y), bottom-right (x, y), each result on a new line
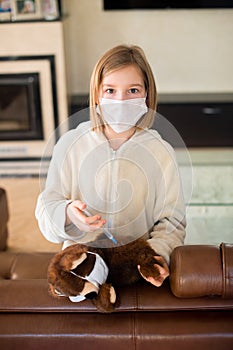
top-left (80, 280), bottom-right (99, 300)
top-left (85, 291), bottom-right (98, 300)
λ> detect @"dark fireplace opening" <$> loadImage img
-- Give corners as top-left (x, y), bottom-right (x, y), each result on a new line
top-left (0, 73), bottom-right (43, 141)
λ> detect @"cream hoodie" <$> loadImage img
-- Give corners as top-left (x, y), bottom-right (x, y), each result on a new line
top-left (35, 121), bottom-right (186, 264)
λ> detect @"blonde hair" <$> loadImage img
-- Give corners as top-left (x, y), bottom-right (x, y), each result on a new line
top-left (89, 44), bottom-right (157, 131)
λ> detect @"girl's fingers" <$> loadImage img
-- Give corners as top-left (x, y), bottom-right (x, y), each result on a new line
top-left (67, 200), bottom-right (106, 232)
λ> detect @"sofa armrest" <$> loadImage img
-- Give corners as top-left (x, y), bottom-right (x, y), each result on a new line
top-left (170, 243), bottom-right (233, 299)
top-left (0, 188), bottom-right (9, 251)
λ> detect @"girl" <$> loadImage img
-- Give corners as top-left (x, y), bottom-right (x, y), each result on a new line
top-left (35, 45), bottom-right (186, 287)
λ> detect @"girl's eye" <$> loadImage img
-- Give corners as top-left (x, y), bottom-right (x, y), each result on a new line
top-left (106, 89), bottom-right (114, 94)
top-left (129, 88), bottom-right (139, 94)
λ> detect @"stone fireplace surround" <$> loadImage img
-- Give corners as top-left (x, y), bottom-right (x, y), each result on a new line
top-left (0, 21), bottom-right (68, 175)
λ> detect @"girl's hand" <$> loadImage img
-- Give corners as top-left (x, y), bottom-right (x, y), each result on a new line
top-left (66, 200), bottom-right (106, 232)
top-left (138, 255), bottom-right (169, 287)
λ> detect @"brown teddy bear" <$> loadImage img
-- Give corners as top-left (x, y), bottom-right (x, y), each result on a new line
top-left (47, 238), bottom-right (162, 313)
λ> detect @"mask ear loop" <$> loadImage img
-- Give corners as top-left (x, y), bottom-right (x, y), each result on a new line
top-left (69, 251), bottom-right (97, 280)
top-left (96, 103), bottom-right (108, 129)
top-left (54, 289), bottom-right (67, 297)
top-left (53, 269), bottom-right (87, 297)
top-left (69, 270), bottom-right (86, 280)
top-left (96, 101), bottom-right (106, 128)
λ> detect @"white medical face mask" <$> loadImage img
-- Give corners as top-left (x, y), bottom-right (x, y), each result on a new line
top-left (68, 252), bottom-right (109, 303)
top-left (96, 97), bottom-right (148, 133)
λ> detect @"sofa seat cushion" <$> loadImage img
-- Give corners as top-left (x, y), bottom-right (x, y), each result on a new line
top-left (0, 276), bottom-right (233, 313)
top-left (0, 247), bottom-right (233, 313)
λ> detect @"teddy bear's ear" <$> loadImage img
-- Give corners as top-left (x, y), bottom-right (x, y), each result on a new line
top-left (58, 244), bottom-right (88, 271)
top-left (71, 253), bottom-right (87, 270)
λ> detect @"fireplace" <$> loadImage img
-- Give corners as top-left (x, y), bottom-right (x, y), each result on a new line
top-left (0, 55), bottom-right (60, 161)
top-left (0, 72), bottom-right (43, 141)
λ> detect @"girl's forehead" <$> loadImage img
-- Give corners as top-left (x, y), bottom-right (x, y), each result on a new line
top-left (101, 65), bottom-right (144, 86)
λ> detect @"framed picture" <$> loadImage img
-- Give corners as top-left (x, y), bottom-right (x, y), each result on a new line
top-left (11, 0), bottom-right (42, 21)
top-left (41, 0), bottom-right (59, 20)
top-left (0, 0), bottom-right (12, 21)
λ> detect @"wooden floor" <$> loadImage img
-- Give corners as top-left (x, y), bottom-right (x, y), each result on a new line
top-left (1, 177), bottom-right (61, 253)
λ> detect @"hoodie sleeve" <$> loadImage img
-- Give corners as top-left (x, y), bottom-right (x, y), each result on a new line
top-left (35, 131), bottom-right (84, 243)
top-left (147, 144), bottom-right (186, 265)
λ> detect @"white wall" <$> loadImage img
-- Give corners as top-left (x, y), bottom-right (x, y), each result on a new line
top-left (63, 0), bottom-right (233, 95)
top-left (62, 1), bottom-right (233, 246)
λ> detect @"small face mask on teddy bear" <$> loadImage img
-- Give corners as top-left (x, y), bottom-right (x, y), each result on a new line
top-left (55, 251), bottom-right (109, 302)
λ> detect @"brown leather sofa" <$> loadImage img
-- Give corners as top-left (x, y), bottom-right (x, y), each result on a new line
top-left (0, 187), bottom-right (233, 350)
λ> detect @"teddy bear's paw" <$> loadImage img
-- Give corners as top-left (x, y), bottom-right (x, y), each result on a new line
top-left (138, 261), bottom-right (160, 280)
top-left (138, 255), bottom-right (169, 287)
top-left (92, 283), bottom-right (117, 313)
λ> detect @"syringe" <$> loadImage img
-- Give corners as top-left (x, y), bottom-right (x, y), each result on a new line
top-left (84, 209), bottom-right (118, 245)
